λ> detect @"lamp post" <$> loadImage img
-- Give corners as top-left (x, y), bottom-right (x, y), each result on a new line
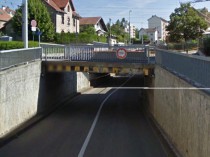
top-left (109, 18), bottom-right (111, 46)
top-left (22, 0), bottom-right (28, 48)
top-left (129, 10), bottom-right (132, 45)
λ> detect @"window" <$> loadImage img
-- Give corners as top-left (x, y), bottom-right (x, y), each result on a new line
top-left (67, 17), bottom-right (70, 26)
top-left (68, 5), bottom-right (70, 12)
top-left (61, 15), bottom-right (64, 24)
top-left (73, 18), bottom-right (76, 26)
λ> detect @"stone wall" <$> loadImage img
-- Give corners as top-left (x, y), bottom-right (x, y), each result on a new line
top-left (146, 66), bottom-right (210, 157)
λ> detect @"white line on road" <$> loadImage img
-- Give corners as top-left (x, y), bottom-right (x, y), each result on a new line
top-left (106, 87), bottom-right (210, 90)
top-left (78, 75), bottom-right (134, 157)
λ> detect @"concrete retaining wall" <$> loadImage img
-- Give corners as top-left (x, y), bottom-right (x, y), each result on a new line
top-left (146, 66), bottom-right (210, 157)
top-left (0, 61), bottom-right (91, 138)
top-left (0, 61), bottom-right (41, 137)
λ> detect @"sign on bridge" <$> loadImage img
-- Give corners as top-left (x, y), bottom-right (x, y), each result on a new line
top-left (116, 48), bottom-right (127, 59)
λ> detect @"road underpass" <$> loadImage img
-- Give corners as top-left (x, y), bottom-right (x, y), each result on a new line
top-left (0, 75), bottom-right (176, 157)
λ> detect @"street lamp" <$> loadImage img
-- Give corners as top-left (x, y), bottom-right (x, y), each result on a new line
top-left (129, 10), bottom-right (132, 45)
top-left (109, 18), bottom-right (111, 46)
top-left (22, 0), bottom-right (28, 48)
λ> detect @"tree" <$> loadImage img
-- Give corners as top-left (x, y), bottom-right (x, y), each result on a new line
top-left (80, 25), bottom-right (96, 35)
top-left (167, 3), bottom-right (208, 43)
top-left (135, 28), bottom-right (139, 39)
top-left (12, 0), bottom-right (55, 41)
top-left (140, 35), bottom-right (149, 44)
top-left (106, 18), bottom-right (129, 43)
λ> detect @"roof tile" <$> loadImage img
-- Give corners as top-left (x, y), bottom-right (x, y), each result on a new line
top-left (44, 0), bottom-right (64, 12)
top-left (80, 17), bottom-right (101, 25)
top-left (0, 9), bottom-right (11, 22)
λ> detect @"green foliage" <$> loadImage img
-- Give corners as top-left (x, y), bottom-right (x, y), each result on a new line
top-left (167, 3), bottom-right (208, 42)
top-left (0, 41), bottom-right (39, 50)
top-left (165, 41), bottom-right (198, 50)
top-left (135, 28), bottom-right (139, 39)
top-left (80, 25), bottom-right (96, 35)
top-left (107, 18), bottom-right (129, 43)
top-left (12, 0), bottom-right (55, 42)
top-left (0, 31), bottom-right (4, 37)
top-left (55, 33), bottom-right (107, 44)
top-left (139, 35), bottom-right (150, 44)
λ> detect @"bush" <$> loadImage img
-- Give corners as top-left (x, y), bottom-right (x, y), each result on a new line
top-left (166, 41), bottom-right (198, 51)
top-left (0, 41), bottom-right (39, 50)
top-left (167, 43), bottom-right (183, 50)
top-left (55, 32), bottom-right (107, 44)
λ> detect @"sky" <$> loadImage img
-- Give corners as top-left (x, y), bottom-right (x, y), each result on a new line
top-left (1, 0), bottom-right (210, 28)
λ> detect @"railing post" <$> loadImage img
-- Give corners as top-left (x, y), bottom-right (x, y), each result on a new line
top-left (70, 46), bottom-right (72, 61)
top-left (45, 47), bottom-right (47, 61)
top-left (144, 45), bottom-right (150, 63)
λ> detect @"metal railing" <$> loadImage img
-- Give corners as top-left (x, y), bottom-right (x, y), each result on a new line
top-left (41, 43), bottom-right (65, 60)
top-left (42, 44), bottom-right (155, 64)
top-left (0, 47), bottom-right (42, 70)
top-left (156, 49), bottom-right (210, 88)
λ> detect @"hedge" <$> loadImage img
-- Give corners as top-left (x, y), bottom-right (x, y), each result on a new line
top-left (166, 41), bottom-right (198, 51)
top-left (55, 32), bottom-right (107, 44)
top-left (0, 41), bottom-right (39, 50)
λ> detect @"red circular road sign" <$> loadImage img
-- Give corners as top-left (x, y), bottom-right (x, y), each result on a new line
top-left (31, 20), bottom-right (37, 27)
top-left (116, 48), bottom-right (127, 59)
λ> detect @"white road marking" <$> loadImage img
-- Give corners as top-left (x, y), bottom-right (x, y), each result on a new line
top-left (78, 75), bottom-right (134, 157)
top-left (107, 87), bottom-right (210, 90)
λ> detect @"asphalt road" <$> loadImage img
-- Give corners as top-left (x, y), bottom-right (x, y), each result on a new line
top-left (0, 75), bottom-right (171, 157)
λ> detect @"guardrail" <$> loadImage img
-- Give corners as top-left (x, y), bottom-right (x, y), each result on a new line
top-left (42, 44), bottom-right (155, 64)
top-left (0, 48), bottom-right (42, 70)
top-left (156, 49), bottom-right (210, 88)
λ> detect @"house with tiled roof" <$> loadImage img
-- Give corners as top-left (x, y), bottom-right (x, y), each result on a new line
top-left (148, 15), bottom-right (169, 41)
top-left (43, 0), bottom-right (80, 33)
top-left (139, 28), bottom-right (158, 44)
top-left (79, 17), bottom-right (108, 36)
top-left (0, 6), bottom-right (14, 29)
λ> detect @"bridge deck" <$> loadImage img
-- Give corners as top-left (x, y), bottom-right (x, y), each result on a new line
top-left (43, 61), bottom-right (155, 75)
top-left (42, 44), bottom-right (155, 75)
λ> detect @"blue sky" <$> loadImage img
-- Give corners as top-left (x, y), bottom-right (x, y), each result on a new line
top-left (1, 0), bottom-right (210, 28)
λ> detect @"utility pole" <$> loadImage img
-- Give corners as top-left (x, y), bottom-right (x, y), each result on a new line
top-left (129, 10), bottom-right (132, 45)
top-left (22, 0), bottom-right (28, 48)
top-left (109, 18), bottom-right (111, 46)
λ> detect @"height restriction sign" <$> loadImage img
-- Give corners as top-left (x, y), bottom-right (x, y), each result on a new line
top-left (116, 48), bottom-right (127, 59)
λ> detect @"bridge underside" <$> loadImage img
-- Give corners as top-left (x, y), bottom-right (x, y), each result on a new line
top-left (42, 61), bottom-right (155, 75)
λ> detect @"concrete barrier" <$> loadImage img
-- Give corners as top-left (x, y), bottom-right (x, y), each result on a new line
top-left (0, 48), bottom-right (42, 70)
top-left (0, 61), bottom-right (91, 138)
top-left (0, 61), bottom-right (41, 137)
top-left (146, 66), bottom-right (210, 157)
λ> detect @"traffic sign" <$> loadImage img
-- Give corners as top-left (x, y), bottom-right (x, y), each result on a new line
top-left (31, 20), bottom-right (37, 27)
top-left (116, 48), bottom-right (127, 59)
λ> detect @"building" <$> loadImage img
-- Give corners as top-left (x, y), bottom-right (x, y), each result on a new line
top-left (195, 7), bottom-right (210, 34)
top-left (0, 6), bottom-right (14, 29)
top-left (148, 15), bottom-right (169, 41)
top-left (125, 24), bottom-right (136, 39)
top-left (139, 28), bottom-right (158, 44)
top-left (79, 17), bottom-right (108, 36)
top-left (43, 0), bottom-right (80, 33)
